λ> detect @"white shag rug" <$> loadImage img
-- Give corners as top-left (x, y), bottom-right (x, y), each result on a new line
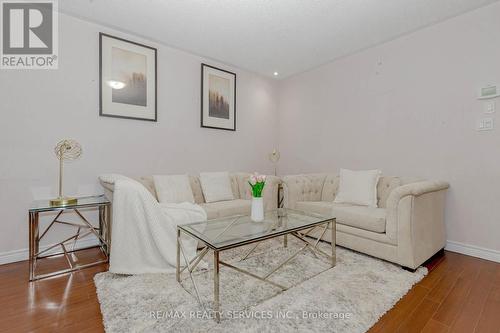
top-left (94, 238), bottom-right (426, 333)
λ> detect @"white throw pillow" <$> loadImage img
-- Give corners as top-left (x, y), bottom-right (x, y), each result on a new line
top-left (153, 174), bottom-right (195, 204)
top-left (199, 172), bottom-right (235, 203)
top-left (334, 169), bottom-right (381, 207)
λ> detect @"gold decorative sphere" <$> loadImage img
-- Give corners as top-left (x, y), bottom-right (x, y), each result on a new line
top-left (54, 139), bottom-right (82, 161)
top-left (50, 139), bottom-right (82, 206)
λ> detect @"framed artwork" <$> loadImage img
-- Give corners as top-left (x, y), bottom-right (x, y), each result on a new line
top-left (99, 33), bottom-right (157, 122)
top-left (201, 64), bottom-right (236, 131)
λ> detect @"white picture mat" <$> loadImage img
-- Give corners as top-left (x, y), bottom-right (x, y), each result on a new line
top-left (202, 65), bottom-right (235, 129)
top-left (101, 35), bottom-right (156, 120)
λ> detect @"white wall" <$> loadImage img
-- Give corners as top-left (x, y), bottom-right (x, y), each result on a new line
top-left (278, 3), bottom-right (500, 255)
top-left (0, 13), bottom-right (278, 258)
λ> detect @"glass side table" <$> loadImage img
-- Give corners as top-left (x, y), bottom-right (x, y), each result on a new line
top-left (28, 195), bottom-right (111, 281)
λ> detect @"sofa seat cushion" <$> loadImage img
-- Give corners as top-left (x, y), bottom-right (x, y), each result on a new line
top-left (201, 199), bottom-right (251, 219)
top-left (295, 201), bottom-right (387, 233)
top-left (306, 222), bottom-right (396, 245)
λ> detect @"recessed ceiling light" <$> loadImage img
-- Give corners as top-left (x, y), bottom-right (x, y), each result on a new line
top-left (273, 72), bottom-right (279, 76)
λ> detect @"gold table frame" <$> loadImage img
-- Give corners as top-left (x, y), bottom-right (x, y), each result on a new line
top-left (28, 195), bottom-right (111, 281)
top-left (176, 210), bottom-right (336, 323)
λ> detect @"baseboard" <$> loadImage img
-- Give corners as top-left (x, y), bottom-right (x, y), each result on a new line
top-left (0, 237), bottom-right (100, 266)
top-left (445, 240), bottom-right (500, 263)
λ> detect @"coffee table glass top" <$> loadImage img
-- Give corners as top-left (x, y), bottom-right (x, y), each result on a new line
top-left (179, 208), bottom-right (335, 250)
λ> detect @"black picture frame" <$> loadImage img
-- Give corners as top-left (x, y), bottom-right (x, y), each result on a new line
top-left (201, 63), bottom-right (236, 131)
top-left (99, 33), bottom-right (158, 122)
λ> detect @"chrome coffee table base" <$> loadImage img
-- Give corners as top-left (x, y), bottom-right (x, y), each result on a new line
top-left (176, 217), bottom-right (335, 323)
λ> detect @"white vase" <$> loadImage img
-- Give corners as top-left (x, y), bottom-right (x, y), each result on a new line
top-left (251, 197), bottom-right (264, 222)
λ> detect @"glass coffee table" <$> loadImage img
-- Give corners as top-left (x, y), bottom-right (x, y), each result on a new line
top-left (176, 208), bottom-right (336, 322)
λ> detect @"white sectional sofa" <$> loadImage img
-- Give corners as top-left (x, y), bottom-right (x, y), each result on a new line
top-left (283, 173), bottom-right (449, 270)
top-left (100, 171), bottom-right (448, 270)
top-left (100, 172), bottom-right (281, 219)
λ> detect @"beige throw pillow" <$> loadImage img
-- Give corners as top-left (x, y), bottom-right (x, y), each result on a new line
top-left (334, 169), bottom-right (381, 207)
top-left (153, 174), bottom-right (195, 204)
top-left (199, 172), bottom-right (235, 203)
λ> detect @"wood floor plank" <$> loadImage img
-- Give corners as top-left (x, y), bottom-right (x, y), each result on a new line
top-left (395, 298), bottom-right (440, 333)
top-left (368, 285), bottom-right (429, 332)
top-left (368, 251), bottom-right (450, 333)
top-left (432, 260), bottom-right (482, 325)
top-left (425, 270), bottom-right (460, 304)
top-left (419, 258), bottom-right (448, 290)
top-left (0, 248), bottom-right (106, 333)
top-left (474, 285), bottom-right (500, 333)
top-left (449, 263), bottom-right (497, 333)
top-left (421, 319), bottom-right (449, 333)
top-left (494, 264), bottom-right (500, 287)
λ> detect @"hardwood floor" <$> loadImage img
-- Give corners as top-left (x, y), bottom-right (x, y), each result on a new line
top-left (368, 251), bottom-right (500, 333)
top-left (0, 249), bottom-right (498, 332)
top-left (0, 248), bottom-right (107, 333)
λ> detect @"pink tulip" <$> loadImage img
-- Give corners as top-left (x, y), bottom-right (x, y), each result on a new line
top-left (250, 172), bottom-right (266, 184)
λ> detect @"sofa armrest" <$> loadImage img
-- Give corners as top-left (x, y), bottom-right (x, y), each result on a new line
top-left (282, 174), bottom-right (326, 209)
top-left (387, 181), bottom-right (449, 202)
top-left (386, 180), bottom-right (449, 268)
top-left (99, 174), bottom-right (132, 201)
top-left (386, 180), bottom-right (449, 238)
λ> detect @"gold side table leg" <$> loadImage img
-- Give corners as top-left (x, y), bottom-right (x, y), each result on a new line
top-left (176, 228), bottom-right (181, 282)
top-left (331, 220), bottom-right (336, 267)
top-left (214, 250), bottom-right (220, 323)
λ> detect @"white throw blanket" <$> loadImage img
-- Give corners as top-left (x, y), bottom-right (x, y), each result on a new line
top-left (100, 175), bottom-right (207, 275)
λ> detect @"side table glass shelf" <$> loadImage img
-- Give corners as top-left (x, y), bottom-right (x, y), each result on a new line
top-left (28, 195), bottom-right (111, 281)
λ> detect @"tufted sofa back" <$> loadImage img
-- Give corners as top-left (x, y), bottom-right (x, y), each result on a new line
top-left (283, 174), bottom-right (325, 208)
top-left (320, 174), bottom-right (401, 207)
top-left (292, 174), bottom-right (326, 201)
top-left (376, 177), bottom-right (402, 208)
top-left (133, 173), bottom-right (250, 204)
top-left (321, 174), bottom-right (339, 201)
top-left (284, 173), bottom-right (401, 208)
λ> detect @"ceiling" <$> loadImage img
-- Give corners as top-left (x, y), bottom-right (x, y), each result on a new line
top-left (60, 0), bottom-right (499, 79)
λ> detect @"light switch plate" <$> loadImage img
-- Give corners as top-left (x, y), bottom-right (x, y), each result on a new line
top-left (478, 85), bottom-right (500, 99)
top-left (484, 101), bottom-right (496, 114)
top-left (476, 117), bottom-right (494, 131)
